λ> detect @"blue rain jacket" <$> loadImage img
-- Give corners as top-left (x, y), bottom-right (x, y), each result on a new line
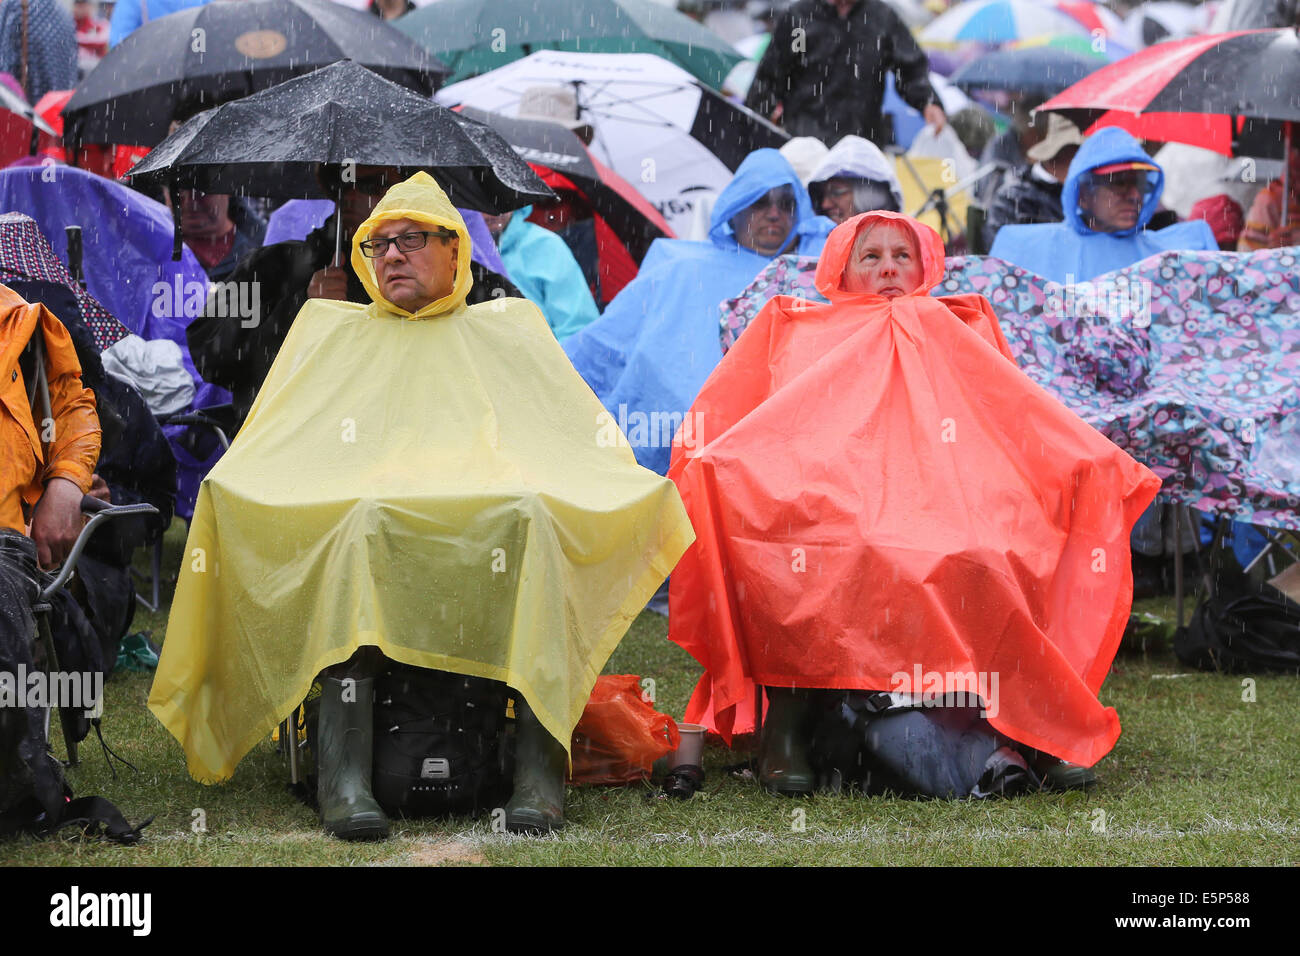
top-left (497, 207), bottom-right (599, 341)
top-left (563, 149), bottom-right (833, 474)
top-left (989, 127), bottom-right (1216, 282)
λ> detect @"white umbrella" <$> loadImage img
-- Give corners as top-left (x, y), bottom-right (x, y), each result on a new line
top-left (437, 50), bottom-right (786, 237)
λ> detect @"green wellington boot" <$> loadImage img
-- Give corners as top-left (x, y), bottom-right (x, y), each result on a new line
top-left (317, 677), bottom-right (390, 840)
top-left (758, 687), bottom-right (816, 796)
top-left (504, 697), bottom-right (566, 834)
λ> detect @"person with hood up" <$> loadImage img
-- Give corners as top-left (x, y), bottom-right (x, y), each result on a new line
top-left (480, 206), bottom-right (600, 342)
top-left (668, 210), bottom-right (1160, 798)
top-left (990, 127), bottom-right (1217, 282)
top-left (806, 135), bottom-right (904, 225)
top-left (563, 148), bottom-right (833, 476)
top-left (150, 173), bottom-right (694, 839)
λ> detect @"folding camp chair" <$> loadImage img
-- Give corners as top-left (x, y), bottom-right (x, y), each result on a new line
top-left (23, 308), bottom-right (158, 765)
top-left (133, 406), bottom-right (233, 612)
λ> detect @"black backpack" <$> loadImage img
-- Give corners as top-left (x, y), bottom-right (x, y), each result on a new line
top-left (366, 664), bottom-right (515, 819)
top-left (1175, 585), bottom-right (1300, 674)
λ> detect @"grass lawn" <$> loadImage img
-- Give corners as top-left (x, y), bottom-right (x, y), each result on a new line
top-left (3, 519), bottom-right (1297, 867)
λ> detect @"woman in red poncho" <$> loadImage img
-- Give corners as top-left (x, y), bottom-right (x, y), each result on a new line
top-left (668, 211), bottom-right (1160, 796)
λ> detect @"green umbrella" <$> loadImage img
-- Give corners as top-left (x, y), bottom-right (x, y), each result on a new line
top-left (394, 0), bottom-right (742, 89)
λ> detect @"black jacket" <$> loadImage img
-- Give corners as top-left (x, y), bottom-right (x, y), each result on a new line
top-left (983, 164), bottom-right (1065, 252)
top-left (187, 219), bottom-right (520, 430)
top-left (745, 0), bottom-right (937, 146)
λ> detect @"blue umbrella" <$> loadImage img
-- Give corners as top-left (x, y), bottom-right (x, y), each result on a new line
top-left (949, 47), bottom-right (1103, 97)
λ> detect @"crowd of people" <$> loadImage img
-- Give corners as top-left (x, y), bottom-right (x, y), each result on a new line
top-left (2, 0), bottom-right (1298, 843)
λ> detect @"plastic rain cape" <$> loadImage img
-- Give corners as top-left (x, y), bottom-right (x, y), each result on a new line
top-left (669, 211), bottom-right (1160, 767)
top-left (988, 127), bottom-right (1216, 283)
top-left (563, 148), bottom-right (832, 475)
top-left (149, 173), bottom-right (694, 782)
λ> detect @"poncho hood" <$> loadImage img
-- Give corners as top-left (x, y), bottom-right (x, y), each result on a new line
top-left (1061, 128), bottom-right (1163, 238)
top-left (707, 148), bottom-right (824, 254)
top-left (814, 210), bottom-right (946, 304)
top-left (351, 172), bottom-right (475, 318)
top-left (808, 135), bottom-right (905, 214)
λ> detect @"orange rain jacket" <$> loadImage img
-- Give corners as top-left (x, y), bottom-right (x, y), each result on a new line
top-left (0, 283), bottom-right (99, 534)
top-left (667, 211), bottom-right (1160, 767)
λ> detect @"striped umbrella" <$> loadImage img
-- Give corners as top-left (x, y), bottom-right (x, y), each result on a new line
top-left (921, 1), bottom-right (1087, 46)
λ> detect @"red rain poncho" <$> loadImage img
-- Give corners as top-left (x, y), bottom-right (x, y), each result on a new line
top-left (667, 211), bottom-right (1160, 767)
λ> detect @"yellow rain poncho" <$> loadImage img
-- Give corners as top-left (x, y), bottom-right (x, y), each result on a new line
top-left (150, 173), bottom-right (694, 782)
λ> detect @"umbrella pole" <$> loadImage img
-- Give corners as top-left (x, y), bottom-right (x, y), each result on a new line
top-left (1283, 121), bottom-right (1293, 231)
top-left (334, 187), bottom-right (344, 268)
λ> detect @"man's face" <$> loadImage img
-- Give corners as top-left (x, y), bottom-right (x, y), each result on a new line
top-left (369, 216), bottom-right (460, 313)
top-left (168, 188), bottom-right (233, 241)
top-left (819, 178), bottom-right (856, 225)
top-left (842, 220), bottom-right (925, 298)
top-left (1081, 171), bottom-right (1146, 233)
top-left (732, 186), bottom-right (796, 256)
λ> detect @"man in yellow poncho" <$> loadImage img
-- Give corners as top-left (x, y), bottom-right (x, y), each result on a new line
top-left (149, 173), bottom-right (694, 838)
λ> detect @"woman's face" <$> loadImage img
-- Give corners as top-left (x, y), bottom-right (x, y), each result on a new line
top-left (842, 220), bottom-right (925, 298)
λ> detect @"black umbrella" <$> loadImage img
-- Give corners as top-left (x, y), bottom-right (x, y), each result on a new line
top-left (128, 61), bottom-right (553, 212)
top-left (63, 0), bottom-right (447, 148)
top-left (457, 106), bottom-right (671, 260)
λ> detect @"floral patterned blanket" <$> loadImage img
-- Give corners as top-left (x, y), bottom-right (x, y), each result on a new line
top-left (719, 249), bottom-right (1300, 530)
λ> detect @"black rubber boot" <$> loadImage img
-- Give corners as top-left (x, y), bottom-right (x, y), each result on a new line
top-left (504, 697), bottom-right (566, 834)
top-left (317, 677), bottom-right (389, 840)
top-left (758, 687), bottom-right (816, 796)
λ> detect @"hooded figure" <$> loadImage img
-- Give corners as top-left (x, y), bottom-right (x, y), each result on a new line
top-left (989, 128), bottom-right (1216, 281)
top-left (150, 173), bottom-right (694, 835)
top-left (668, 211), bottom-right (1160, 787)
top-left (807, 135), bottom-right (905, 225)
top-left (563, 148), bottom-right (833, 475)
top-left (493, 205), bottom-right (601, 341)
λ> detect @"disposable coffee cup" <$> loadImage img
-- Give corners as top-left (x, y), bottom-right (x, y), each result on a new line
top-left (666, 722), bottom-right (705, 768)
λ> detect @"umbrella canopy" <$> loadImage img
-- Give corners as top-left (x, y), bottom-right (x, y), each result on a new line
top-left (950, 46), bottom-right (1104, 97)
top-left (457, 105), bottom-right (673, 260)
top-left (394, 0), bottom-right (742, 89)
top-left (1038, 28), bottom-right (1300, 158)
top-left (127, 61), bottom-right (553, 214)
top-left (63, 0), bottom-right (448, 148)
top-left (1009, 32), bottom-right (1124, 63)
top-left (921, 1), bottom-right (1088, 45)
top-left (437, 50), bottom-right (787, 237)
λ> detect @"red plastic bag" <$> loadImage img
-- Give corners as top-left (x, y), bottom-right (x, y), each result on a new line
top-left (569, 675), bottom-right (680, 785)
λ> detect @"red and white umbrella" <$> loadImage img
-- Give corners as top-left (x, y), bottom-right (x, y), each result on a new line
top-left (1038, 28), bottom-right (1300, 158)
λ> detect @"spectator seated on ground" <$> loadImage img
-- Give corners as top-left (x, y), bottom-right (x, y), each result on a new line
top-left (668, 211), bottom-right (1160, 798)
top-left (149, 173), bottom-right (692, 840)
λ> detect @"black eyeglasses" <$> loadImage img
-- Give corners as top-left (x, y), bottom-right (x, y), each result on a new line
top-left (359, 229), bottom-right (456, 258)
